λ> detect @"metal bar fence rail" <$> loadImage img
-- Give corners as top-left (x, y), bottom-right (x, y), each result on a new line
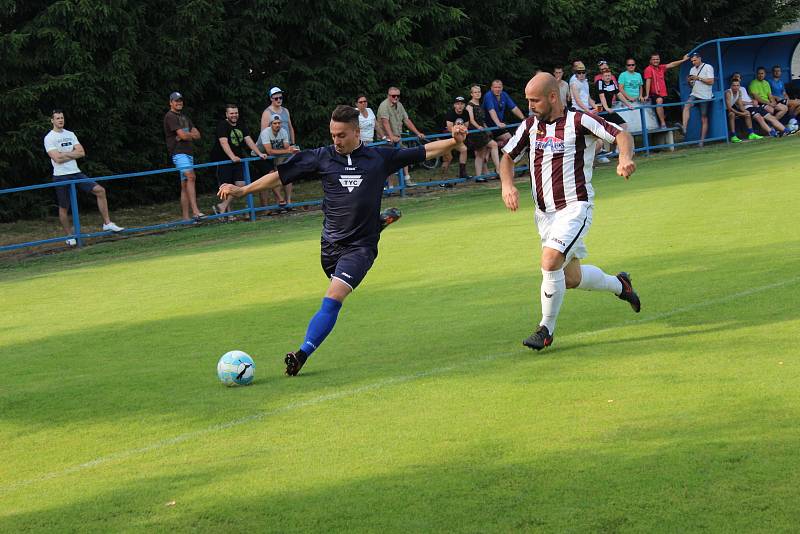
top-left (1, 96), bottom-right (709, 253)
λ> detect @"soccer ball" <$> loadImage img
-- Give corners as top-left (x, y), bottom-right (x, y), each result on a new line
top-left (217, 350), bottom-right (255, 386)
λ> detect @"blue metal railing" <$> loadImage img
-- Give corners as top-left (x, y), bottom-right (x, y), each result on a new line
top-left (1, 96), bottom-right (715, 253)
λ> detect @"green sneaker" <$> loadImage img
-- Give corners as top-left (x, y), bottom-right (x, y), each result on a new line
top-left (730, 135), bottom-right (742, 143)
top-left (747, 132), bottom-right (763, 140)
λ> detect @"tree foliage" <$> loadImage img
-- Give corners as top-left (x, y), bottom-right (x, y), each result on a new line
top-left (1, 0), bottom-right (797, 221)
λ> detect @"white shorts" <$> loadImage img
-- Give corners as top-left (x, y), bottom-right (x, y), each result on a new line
top-left (534, 201), bottom-right (593, 263)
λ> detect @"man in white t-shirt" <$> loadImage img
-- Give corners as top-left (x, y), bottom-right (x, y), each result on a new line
top-left (681, 53), bottom-right (715, 145)
top-left (253, 115), bottom-right (300, 209)
top-left (44, 110), bottom-right (123, 246)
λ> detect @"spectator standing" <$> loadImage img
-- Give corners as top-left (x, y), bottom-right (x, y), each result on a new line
top-left (769, 65), bottom-right (800, 125)
top-left (466, 85), bottom-right (500, 181)
top-left (643, 53), bottom-right (689, 128)
top-left (593, 60), bottom-right (618, 84)
top-left (553, 67), bottom-right (570, 109)
top-left (355, 94), bottom-right (376, 144)
top-left (569, 62), bottom-right (597, 114)
top-left (376, 86), bottom-right (426, 186)
top-left (681, 53), bottom-right (715, 145)
top-left (725, 78), bottom-right (766, 142)
top-left (163, 91), bottom-right (204, 221)
top-left (440, 96), bottom-right (469, 182)
top-left (618, 58), bottom-right (645, 102)
top-left (482, 79), bottom-right (526, 146)
top-left (45, 110), bottom-right (124, 245)
top-left (749, 67), bottom-right (788, 121)
top-left (260, 87), bottom-right (297, 204)
top-left (211, 104), bottom-right (267, 215)
top-left (253, 115), bottom-right (300, 209)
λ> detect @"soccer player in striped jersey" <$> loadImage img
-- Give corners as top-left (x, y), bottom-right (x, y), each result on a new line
top-left (499, 73), bottom-right (641, 351)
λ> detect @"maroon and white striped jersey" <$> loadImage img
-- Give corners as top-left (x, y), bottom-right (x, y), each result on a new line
top-left (503, 111), bottom-right (621, 212)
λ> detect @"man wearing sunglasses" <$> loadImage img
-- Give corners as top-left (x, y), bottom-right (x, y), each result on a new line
top-left (377, 86), bottom-right (426, 186)
top-left (260, 87), bottom-right (297, 206)
top-left (618, 58), bottom-right (645, 102)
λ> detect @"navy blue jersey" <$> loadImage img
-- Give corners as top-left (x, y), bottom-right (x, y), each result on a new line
top-left (277, 143), bottom-right (425, 246)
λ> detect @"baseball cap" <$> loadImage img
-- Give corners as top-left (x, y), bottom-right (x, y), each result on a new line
top-left (597, 59), bottom-right (608, 66)
top-left (689, 52), bottom-right (701, 58)
top-left (573, 61), bottom-right (586, 71)
top-left (271, 114), bottom-right (282, 122)
top-left (269, 86), bottom-right (283, 97)
top-left (454, 96), bottom-right (465, 103)
top-left (169, 91), bottom-right (183, 101)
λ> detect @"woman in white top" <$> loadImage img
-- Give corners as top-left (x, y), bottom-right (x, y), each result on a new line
top-left (355, 94), bottom-right (376, 144)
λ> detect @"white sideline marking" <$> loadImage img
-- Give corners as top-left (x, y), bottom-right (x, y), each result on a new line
top-left (1, 276), bottom-right (796, 496)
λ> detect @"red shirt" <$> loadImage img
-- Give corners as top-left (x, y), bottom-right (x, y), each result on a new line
top-left (643, 64), bottom-right (668, 97)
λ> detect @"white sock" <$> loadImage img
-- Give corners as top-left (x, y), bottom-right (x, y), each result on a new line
top-left (540, 268), bottom-right (566, 334)
top-left (577, 265), bottom-right (622, 294)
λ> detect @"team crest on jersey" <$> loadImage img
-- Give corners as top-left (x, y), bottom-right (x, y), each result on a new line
top-left (339, 175), bottom-right (363, 192)
top-left (534, 135), bottom-right (565, 152)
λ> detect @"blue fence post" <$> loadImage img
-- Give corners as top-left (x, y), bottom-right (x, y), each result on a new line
top-left (68, 183), bottom-right (83, 247)
top-left (640, 106), bottom-right (651, 156)
top-left (396, 142), bottom-right (406, 198)
top-left (243, 160), bottom-right (256, 222)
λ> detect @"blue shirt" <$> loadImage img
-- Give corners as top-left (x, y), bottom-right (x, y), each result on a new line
top-left (768, 78), bottom-right (785, 97)
top-left (278, 143), bottom-right (425, 247)
top-left (482, 91), bottom-right (518, 127)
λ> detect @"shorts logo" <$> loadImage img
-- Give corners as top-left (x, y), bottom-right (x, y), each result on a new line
top-left (534, 136), bottom-right (565, 152)
top-left (339, 175), bottom-right (363, 192)
top-left (341, 272), bottom-right (352, 278)
top-left (550, 237), bottom-right (566, 246)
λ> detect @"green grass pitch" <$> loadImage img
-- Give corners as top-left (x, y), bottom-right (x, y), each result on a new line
top-left (1, 139), bottom-right (799, 532)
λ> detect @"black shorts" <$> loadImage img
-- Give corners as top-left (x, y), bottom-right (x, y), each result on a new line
top-left (53, 173), bottom-right (98, 209)
top-left (604, 113), bottom-right (626, 125)
top-left (254, 158), bottom-right (276, 177)
top-left (490, 127), bottom-right (510, 140)
top-left (320, 239), bottom-right (377, 290)
top-left (217, 163), bottom-right (244, 185)
top-left (746, 106), bottom-right (768, 117)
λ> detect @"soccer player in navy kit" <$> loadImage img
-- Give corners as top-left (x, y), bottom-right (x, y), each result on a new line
top-left (219, 105), bottom-right (467, 375)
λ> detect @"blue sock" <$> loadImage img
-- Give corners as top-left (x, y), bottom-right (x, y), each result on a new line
top-left (747, 128), bottom-right (754, 134)
top-left (299, 297), bottom-right (342, 356)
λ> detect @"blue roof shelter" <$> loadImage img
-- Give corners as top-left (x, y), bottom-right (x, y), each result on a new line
top-left (679, 30), bottom-right (800, 143)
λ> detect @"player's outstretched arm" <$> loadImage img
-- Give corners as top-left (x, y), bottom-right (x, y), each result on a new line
top-left (218, 171), bottom-right (281, 199)
top-left (423, 124), bottom-right (467, 159)
top-left (615, 131), bottom-right (636, 179)
top-left (499, 153), bottom-right (519, 211)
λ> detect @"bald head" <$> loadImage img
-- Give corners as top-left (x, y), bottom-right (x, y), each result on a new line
top-left (526, 73), bottom-right (559, 99)
top-left (525, 73), bottom-right (562, 121)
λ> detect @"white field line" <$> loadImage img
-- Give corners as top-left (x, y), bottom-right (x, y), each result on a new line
top-left (1, 275), bottom-right (796, 497)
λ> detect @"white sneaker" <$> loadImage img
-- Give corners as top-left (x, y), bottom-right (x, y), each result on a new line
top-left (404, 177), bottom-right (416, 186)
top-left (596, 156), bottom-right (611, 164)
top-left (102, 222), bottom-right (124, 232)
top-left (65, 238), bottom-right (77, 247)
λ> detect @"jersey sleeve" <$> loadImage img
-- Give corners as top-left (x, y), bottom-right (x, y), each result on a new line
top-left (376, 146), bottom-right (426, 175)
top-left (277, 148), bottom-right (322, 184)
top-left (502, 118), bottom-right (533, 160)
top-left (579, 112), bottom-right (621, 143)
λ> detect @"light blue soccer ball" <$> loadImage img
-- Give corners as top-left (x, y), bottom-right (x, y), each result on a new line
top-left (217, 350), bottom-right (255, 386)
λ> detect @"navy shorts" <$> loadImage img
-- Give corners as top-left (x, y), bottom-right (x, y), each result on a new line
top-left (53, 173), bottom-right (98, 209)
top-left (320, 239), bottom-right (377, 290)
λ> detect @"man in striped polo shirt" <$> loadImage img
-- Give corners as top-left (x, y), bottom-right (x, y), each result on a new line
top-left (499, 73), bottom-right (641, 351)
